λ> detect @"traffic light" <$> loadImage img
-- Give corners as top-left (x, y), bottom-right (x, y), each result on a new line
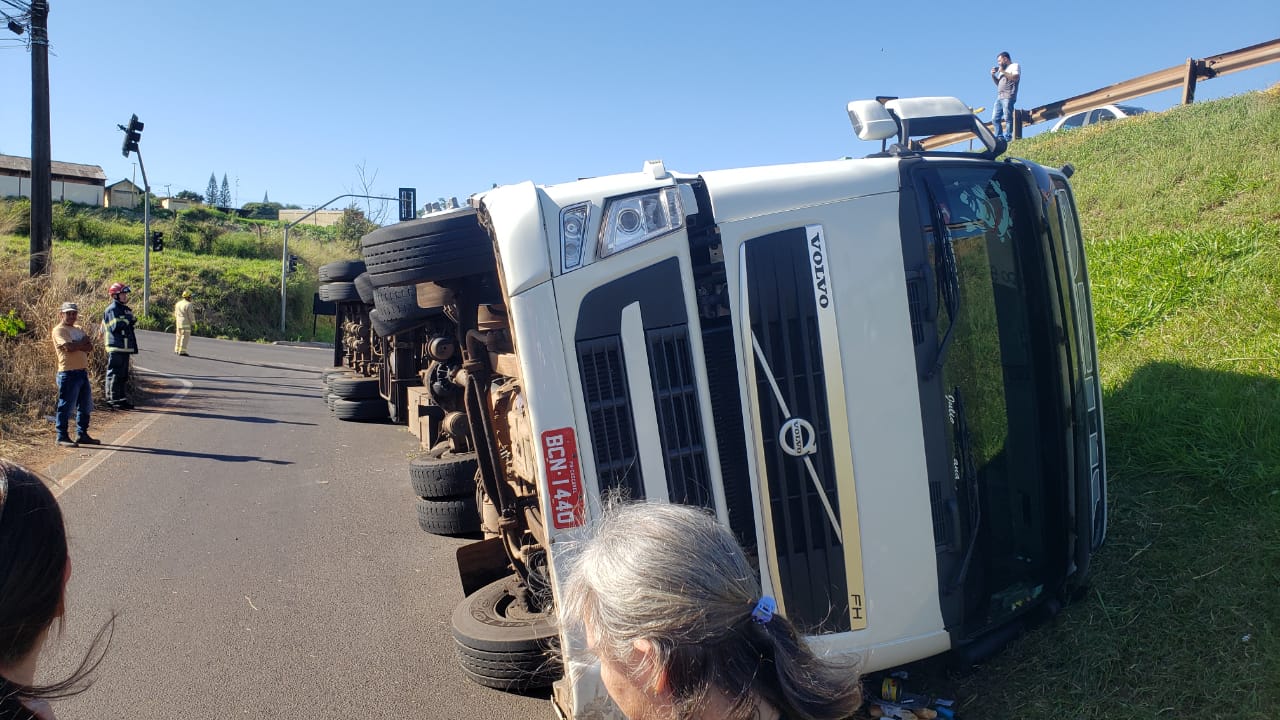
top-left (150, 230), bottom-right (164, 252)
top-left (121, 114), bottom-right (143, 158)
top-left (288, 254), bottom-right (298, 273)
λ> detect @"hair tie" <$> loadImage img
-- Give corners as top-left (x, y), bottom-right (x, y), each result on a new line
top-left (751, 596), bottom-right (776, 624)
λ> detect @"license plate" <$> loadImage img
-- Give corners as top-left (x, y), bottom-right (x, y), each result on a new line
top-left (542, 428), bottom-right (584, 529)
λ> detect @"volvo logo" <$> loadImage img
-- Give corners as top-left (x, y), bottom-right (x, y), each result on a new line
top-left (808, 227), bottom-right (830, 309)
top-left (778, 417), bottom-right (818, 457)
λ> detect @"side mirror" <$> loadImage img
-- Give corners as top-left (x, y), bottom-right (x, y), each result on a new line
top-left (847, 100), bottom-right (898, 141)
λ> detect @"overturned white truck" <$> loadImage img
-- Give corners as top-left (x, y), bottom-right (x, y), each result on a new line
top-left (358, 96), bottom-right (1108, 718)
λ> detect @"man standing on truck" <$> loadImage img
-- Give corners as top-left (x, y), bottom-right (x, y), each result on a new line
top-left (990, 51), bottom-right (1021, 142)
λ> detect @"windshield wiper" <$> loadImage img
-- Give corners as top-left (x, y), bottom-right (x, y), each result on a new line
top-left (946, 387), bottom-right (981, 593)
top-left (922, 179), bottom-right (961, 381)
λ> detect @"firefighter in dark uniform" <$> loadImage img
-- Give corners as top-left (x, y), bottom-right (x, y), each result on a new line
top-left (102, 282), bottom-right (138, 409)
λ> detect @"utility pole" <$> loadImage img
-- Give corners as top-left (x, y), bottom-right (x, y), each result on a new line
top-left (28, 0), bottom-right (51, 277)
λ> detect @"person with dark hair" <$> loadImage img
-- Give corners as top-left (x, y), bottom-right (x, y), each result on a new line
top-left (101, 282), bottom-right (137, 410)
top-left (0, 460), bottom-right (112, 719)
top-left (560, 501), bottom-right (862, 720)
top-left (990, 51), bottom-right (1021, 142)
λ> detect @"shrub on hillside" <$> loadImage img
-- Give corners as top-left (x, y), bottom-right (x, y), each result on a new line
top-left (212, 231), bottom-right (278, 260)
top-left (0, 198), bottom-right (31, 236)
top-left (52, 203), bottom-right (138, 245)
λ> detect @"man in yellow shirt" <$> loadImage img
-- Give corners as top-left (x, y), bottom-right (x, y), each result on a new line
top-left (174, 289), bottom-right (195, 356)
top-left (50, 302), bottom-right (100, 448)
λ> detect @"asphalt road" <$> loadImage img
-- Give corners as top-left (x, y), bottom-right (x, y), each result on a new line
top-left (37, 329), bottom-right (550, 719)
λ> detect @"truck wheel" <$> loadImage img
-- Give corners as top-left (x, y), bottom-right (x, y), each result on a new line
top-left (319, 281), bottom-right (361, 303)
top-left (415, 496), bottom-right (480, 535)
top-left (353, 272), bottom-right (376, 305)
top-left (332, 398), bottom-right (387, 421)
top-left (318, 259), bottom-right (366, 283)
top-left (455, 644), bottom-right (559, 691)
top-left (360, 209), bottom-right (495, 288)
top-left (371, 284), bottom-right (440, 321)
top-left (328, 376), bottom-right (380, 400)
top-left (410, 453), bottom-right (477, 497)
top-left (451, 575), bottom-right (557, 654)
top-left (368, 308), bottom-right (435, 340)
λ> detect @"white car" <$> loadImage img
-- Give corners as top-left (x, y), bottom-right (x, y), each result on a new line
top-left (1050, 104), bottom-right (1149, 131)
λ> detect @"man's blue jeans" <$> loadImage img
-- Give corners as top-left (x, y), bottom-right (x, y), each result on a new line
top-left (992, 98), bottom-right (1015, 141)
top-left (56, 368), bottom-right (92, 438)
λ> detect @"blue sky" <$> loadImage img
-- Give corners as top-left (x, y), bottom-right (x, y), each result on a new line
top-left (2, 1), bottom-right (1278, 214)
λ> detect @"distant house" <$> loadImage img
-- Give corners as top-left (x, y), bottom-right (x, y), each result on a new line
top-left (104, 179), bottom-right (143, 210)
top-left (161, 197), bottom-right (199, 211)
top-left (0, 154), bottom-right (107, 206)
top-left (278, 209), bottom-right (346, 227)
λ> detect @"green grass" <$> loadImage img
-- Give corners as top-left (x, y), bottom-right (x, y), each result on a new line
top-left (909, 89), bottom-right (1280, 719)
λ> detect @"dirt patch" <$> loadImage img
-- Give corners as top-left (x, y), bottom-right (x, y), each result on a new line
top-left (0, 376), bottom-right (168, 477)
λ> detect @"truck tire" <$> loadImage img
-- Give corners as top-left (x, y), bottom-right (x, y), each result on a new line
top-left (409, 453), bottom-right (477, 498)
top-left (451, 575), bottom-right (557, 655)
top-left (360, 209), bottom-right (495, 288)
top-left (353, 272), bottom-right (376, 305)
top-left (368, 308), bottom-right (435, 340)
top-left (415, 496), bottom-right (480, 535)
top-left (318, 259), bottom-right (366, 282)
top-left (455, 647), bottom-right (559, 691)
top-left (318, 281), bottom-right (361, 303)
top-left (332, 397), bottom-right (387, 421)
top-left (329, 376), bottom-right (380, 400)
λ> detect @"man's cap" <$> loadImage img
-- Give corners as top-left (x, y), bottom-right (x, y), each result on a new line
top-left (59, 302), bottom-right (79, 313)
top-left (182, 290), bottom-right (192, 298)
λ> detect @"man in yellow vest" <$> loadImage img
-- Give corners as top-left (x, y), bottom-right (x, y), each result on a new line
top-left (174, 290), bottom-right (196, 356)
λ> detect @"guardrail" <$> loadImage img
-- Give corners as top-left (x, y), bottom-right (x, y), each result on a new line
top-left (921, 36), bottom-right (1280, 150)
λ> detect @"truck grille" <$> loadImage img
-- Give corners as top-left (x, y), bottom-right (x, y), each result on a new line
top-left (745, 228), bottom-right (850, 633)
top-left (578, 336), bottom-right (643, 498)
top-left (647, 327), bottom-right (712, 508)
top-left (573, 259), bottom-right (713, 511)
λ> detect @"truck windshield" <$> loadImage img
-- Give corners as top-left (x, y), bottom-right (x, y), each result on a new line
top-left (915, 163), bottom-right (1055, 632)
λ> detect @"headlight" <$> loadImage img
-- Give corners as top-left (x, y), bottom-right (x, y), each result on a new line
top-left (560, 202), bottom-right (589, 270)
top-left (597, 186), bottom-right (684, 258)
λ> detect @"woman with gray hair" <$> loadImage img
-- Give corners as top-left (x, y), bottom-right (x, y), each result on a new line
top-left (560, 501), bottom-right (862, 720)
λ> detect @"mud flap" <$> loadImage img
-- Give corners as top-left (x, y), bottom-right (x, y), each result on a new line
top-left (456, 537), bottom-right (511, 597)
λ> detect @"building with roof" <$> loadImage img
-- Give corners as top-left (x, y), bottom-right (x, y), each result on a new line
top-left (104, 179), bottom-right (143, 209)
top-left (0, 154), bottom-right (107, 206)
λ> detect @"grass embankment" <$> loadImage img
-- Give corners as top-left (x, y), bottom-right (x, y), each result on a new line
top-left (936, 89), bottom-right (1280, 719)
top-left (0, 203), bottom-right (359, 452)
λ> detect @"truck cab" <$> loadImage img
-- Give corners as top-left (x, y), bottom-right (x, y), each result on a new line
top-left (356, 96), bottom-right (1106, 719)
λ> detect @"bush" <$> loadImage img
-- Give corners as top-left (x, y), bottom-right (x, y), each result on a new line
top-left (211, 231), bottom-right (279, 260)
top-left (52, 203), bottom-right (139, 245)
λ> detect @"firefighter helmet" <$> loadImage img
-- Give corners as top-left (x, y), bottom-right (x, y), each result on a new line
top-left (108, 282), bottom-right (131, 297)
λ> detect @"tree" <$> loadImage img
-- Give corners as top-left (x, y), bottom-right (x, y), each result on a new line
top-left (241, 201), bottom-right (282, 220)
top-left (175, 190), bottom-right (203, 202)
top-left (334, 205), bottom-right (378, 248)
top-left (206, 173), bottom-right (219, 205)
top-left (220, 174), bottom-right (231, 207)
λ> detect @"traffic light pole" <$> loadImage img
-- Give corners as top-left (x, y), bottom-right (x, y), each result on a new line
top-left (136, 151), bottom-right (152, 316)
top-left (279, 193), bottom-right (397, 334)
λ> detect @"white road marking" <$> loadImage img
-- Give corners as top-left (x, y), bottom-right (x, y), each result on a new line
top-left (51, 366), bottom-right (192, 498)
